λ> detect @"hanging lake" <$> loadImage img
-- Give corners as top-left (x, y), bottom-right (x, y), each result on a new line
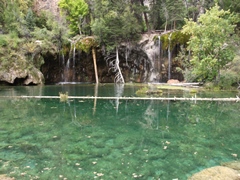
top-left (0, 84), bottom-right (239, 179)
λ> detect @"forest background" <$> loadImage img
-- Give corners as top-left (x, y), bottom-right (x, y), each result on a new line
top-left (0, 0), bottom-right (239, 89)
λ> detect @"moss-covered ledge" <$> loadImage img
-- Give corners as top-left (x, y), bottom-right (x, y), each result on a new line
top-left (0, 54), bottom-right (44, 85)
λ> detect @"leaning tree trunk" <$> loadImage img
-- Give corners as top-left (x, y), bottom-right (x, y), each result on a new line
top-left (92, 47), bottom-right (99, 84)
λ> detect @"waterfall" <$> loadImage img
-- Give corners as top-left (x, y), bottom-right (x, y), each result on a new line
top-left (125, 44), bottom-right (130, 67)
top-left (139, 33), bottom-right (162, 82)
top-left (60, 51), bottom-right (65, 81)
top-left (168, 33), bottom-right (172, 80)
top-left (63, 40), bottom-right (77, 82)
top-left (72, 43), bottom-right (76, 81)
top-left (158, 35), bottom-right (162, 81)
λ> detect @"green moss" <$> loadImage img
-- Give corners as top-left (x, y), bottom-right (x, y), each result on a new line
top-left (135, 86), bottom-right (163, 96)
top-left (135, 87), bottom-right (148, 96)
top-left (77, 36), bottom-right (98, 53)
top-left (154, 31), bottom-right (190, 50)
top-left (189, 89), bottom-right (198, 94)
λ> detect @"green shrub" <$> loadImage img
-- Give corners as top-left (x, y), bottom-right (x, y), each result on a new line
top-left (0, 35), bottom-right (7, 47)
top-left (136, 87), bottom-right (163, 96)
top-left (218, 53), bottom-right (240, 89)
top-left (218, 71), bottom-right (239, 89)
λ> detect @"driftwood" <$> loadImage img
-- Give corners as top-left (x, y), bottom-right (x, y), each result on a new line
top-left (1, 96), bottom-right (239, 102)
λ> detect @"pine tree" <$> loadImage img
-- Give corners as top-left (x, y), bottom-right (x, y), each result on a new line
top-left (91, 0), bottom-right (141, 83)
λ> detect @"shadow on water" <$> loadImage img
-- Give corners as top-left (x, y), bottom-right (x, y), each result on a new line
top-left (0, 84), bottom-right (239, 179)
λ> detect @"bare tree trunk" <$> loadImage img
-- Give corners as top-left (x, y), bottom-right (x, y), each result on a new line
top-left (139, 0), bottom-right (150, 32)
top-left (162, 2), bottom-right (169, 32)
top-left (165, 19), bottom-right (168, 32)
top-left (115, 48), bottom-right (125, 83)
top-left (92, 47), bottom-right (99, 84)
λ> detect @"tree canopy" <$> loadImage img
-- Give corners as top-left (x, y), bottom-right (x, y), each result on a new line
top-left (91, 0), bottom-right (141, 51)
top-left (58, 0), bottom-right (89, 35)
top-left (182, 4), bottom-right (238, 82)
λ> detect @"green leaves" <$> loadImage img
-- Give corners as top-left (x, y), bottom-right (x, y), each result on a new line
top-left (182, 4), bottom-right (237, 82)
top-left (59, 0), bottom-right (89, 35)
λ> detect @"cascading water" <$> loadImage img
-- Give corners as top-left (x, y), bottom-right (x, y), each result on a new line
top-left (168, 33), bottom-right (172, 80)
top-left (139, 33), bottom-right (162, 82)
top-left (158, 35), bottom-right (162, 81)
top-left (61, 52), bottom-right (65, 81)
top-left (63, 40), bottom-right (77, 83)
top-left (72, 42), bottom-right (76, 81)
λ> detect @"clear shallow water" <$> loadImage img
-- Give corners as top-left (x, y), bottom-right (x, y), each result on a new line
top-left (0, 84), bottom-right (239, 179)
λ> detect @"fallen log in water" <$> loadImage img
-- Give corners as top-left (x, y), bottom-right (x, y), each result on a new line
top-left (0, 96), bottom-right (239, 102)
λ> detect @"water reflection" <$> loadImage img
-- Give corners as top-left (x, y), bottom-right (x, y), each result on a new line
top-left (0, 85), bottom-right (239, 179)
top-left (114, 84), bottom-right (124, 113)
top-left (93, 84), bottom-right (98, 115)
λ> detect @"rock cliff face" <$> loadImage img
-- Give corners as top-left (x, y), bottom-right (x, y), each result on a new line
top-left (41, 32), bottom-right (184, 84)
top-left (33, 0), bottom-right (183, 84)
top-left (33, 0), bottom-right (60, 19)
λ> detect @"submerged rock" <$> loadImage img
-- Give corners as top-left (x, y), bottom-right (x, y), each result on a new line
top-left (167, 79), bottom-right (180, 84)
top-left (188, 166), bottom-right (240, 180)
top-left (221, 161), bottom-right (240, 171)
top-left (0, 174), bottom-right (15, 180)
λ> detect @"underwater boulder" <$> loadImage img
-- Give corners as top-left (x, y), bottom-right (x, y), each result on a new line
top-left (188, 166), bottom-right (240, 180)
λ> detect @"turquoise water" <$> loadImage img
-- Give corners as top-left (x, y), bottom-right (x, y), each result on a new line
top-left (0, 84), bottom-right (239, 179)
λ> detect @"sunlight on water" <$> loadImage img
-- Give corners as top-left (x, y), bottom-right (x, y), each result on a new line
top-left (0, 84), bottom-right (239, 179)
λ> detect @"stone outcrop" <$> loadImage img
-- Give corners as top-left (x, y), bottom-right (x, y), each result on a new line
top-left (167, 79), bottom-right (180, 84)
top-left (0, 174), bottom-right (15, 180)
top-left (0, 65), bottom-right (44, 85)
top-left (33, 0), bottom-right (60, 19)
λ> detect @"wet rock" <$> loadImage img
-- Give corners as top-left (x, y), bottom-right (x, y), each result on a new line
top-left (188, 166), bottom-right (240, 180)
top-left (167, 79), bottom-right (180, 84)
top-left (33, 0), bottom-right (60, 19)
top-left (0, 66), bottom-right (44, 85)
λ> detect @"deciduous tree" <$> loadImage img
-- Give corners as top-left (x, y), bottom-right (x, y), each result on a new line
top-left (182, 4), bottom-right (237, 82)
top-left (59, 0), bottom-right (89, 35)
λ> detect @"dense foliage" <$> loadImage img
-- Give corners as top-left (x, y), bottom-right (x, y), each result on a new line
top-left (182, 4), bottom-right (237, 83)
top-left (91, 0), bottom-right (141, 52)
top-left (0, 0), bottom-right (68, 79)
top-left (58, 0), bottom-right (89, 35)
top-left (0, 0), bottom-right (239, 87)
